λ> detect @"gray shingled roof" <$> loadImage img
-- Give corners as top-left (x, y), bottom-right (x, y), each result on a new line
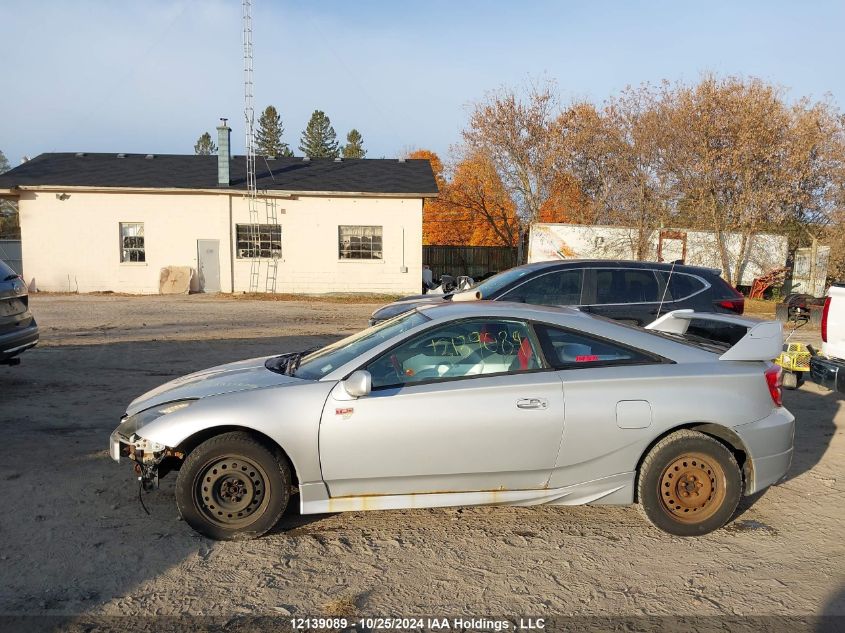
top-left (0, 153), bottom-right (439, 196)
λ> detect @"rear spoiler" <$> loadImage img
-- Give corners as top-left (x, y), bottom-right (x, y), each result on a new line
top-left (645, 309), bottom-right (782, 361)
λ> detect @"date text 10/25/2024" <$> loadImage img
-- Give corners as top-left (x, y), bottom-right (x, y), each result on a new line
top-left (290, 617), bottom-right (546, 631)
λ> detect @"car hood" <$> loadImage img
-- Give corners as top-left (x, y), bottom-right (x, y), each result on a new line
top-left (126, 355), bottom-right (304, 415)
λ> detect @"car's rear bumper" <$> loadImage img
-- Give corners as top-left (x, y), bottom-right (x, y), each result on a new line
top-left (734, 407), bottom-right (795, 495)
top-left (809, 355), bottom-right (845, 393)
top-left (0, 321), bottom-right (39, 363)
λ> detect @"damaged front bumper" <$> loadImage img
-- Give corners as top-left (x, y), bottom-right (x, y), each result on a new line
top-left (109, 400), bottom-right (195, 487)
top-left (110, 423), bottom-right (168, 463)
top-left (110, 420), bottom-right (171, 490)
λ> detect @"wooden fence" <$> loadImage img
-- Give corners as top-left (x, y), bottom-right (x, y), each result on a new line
top-left (423, 245), bottom-right (518, 280)
top-left (0, 240), bottom-right (22, 275)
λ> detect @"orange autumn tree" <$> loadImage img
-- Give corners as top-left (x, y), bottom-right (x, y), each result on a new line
top-left (446, 151), bottom-right (519, 246)
top-left (411, 148), bottom-right (520, 246)
top-left (538, 173), bottom-right (582, 223)
top-left (407, 149), bottom-right (469, 245)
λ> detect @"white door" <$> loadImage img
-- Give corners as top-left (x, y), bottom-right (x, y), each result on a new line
top-left (197, 239), bottom-right (220, 293)
top-left (318, 318), bottom-right (565, 497)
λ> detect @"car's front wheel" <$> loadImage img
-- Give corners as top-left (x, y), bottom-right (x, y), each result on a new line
top-left (637, 429), bottom-right (742, 536)
top-left (176, 432), bottom-right (290, 540)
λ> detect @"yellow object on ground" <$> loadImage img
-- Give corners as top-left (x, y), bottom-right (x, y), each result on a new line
top-left (776, 343), bottom-right (812, 373)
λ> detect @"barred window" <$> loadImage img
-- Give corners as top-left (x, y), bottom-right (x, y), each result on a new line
top-left (119, 222), bottom-right (145, 262)
top-left (236, 224), bottom-right (282, 259)
top-left (339, 225), bottom-right (382, 260)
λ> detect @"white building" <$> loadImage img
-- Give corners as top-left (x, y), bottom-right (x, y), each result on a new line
top-left (0, 124), bottom-right (437, 294)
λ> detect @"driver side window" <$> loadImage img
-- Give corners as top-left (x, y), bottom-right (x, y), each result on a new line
top-left (366, 319), bottom-right (543, 389)
top-left (501, 269), bottom-right (583, 306)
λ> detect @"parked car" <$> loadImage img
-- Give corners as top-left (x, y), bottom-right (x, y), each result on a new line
top-left (369, 260), bottom-right (746, 333)
top-left (110, 302), bottom-right (792, 541)
top-left (810, 283), bottom-right (845, 392)
top-left (0, 258), bottom-right (38, 366)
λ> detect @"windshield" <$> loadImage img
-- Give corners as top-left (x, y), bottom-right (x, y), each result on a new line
top-left (470, 267), bottom-right (534, 298)
top-left (294, 310), bottom-right (431, 380)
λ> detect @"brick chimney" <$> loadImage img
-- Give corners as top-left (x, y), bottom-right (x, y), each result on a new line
top-left (217, 118), bottom-right (231, 187)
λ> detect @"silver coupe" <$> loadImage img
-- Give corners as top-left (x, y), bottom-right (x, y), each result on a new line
top-left (110, 303), bottom-right (794, 540)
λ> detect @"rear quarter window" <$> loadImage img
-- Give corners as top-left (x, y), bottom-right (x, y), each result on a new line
top-left (669, 273), bottom-right (706, 300)
top-left (534, 324), bottom-right (661, 369)
top-left (654, 271), bottom-right (707, 301)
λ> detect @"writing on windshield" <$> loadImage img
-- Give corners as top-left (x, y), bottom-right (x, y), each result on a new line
top-left (293, 310), bottom-right (431, 380)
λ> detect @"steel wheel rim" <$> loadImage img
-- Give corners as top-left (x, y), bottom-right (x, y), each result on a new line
top-left (194, 455), bottom-right (270, 528)
top-left (658, 452), bottom-right (726, 524)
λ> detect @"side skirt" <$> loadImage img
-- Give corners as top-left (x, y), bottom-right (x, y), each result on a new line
top-left (299, 472), bottom-right (635, 515)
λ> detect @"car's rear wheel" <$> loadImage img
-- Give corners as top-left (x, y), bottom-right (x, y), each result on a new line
top-left (176, 432), bottom-right (290, 540)
top-left (637, 429), bottom-right (742, 536)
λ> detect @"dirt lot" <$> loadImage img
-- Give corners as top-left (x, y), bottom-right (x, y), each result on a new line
top-left (1, 295), bottom-right (843, 627)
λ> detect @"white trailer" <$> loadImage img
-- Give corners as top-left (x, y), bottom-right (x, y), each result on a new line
top-left (527, 223), bottom-right (789, 287)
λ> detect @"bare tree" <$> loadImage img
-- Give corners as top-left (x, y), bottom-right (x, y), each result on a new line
top-left (664, 76), bottom-right (795, 284)
top-left (460, 76), bottom-right (845, 282)
top-left (463, 81), bottom-right (562, 260)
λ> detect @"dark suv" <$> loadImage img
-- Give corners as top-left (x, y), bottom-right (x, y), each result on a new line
top-left (370, 260), bottom-right (745, 328)
top-left (0, 258), bottom-right (38, 365)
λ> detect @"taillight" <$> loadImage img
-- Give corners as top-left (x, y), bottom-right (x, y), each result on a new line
top-left (822, 296), bottom-right (831, 343)
top-left (716, 286), bottom-right (745, 314)
top-left (765, 365), bottom-right (782, 407)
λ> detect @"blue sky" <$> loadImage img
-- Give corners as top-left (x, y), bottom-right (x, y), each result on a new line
top-left (3, 0), bottom-right (844, 166)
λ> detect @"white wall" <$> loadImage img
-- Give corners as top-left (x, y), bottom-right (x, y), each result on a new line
top-left (19, 190), bottom-right (232, 294)
top-left (527, 223), bottom-right (788, 286)
top-left (230, 195), bottom-right (422, 294)
top-left (17, 189), bottom-right (422, 295)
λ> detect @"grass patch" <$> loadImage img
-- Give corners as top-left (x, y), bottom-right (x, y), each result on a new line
top-left (227, 292), bottom-right (403, 304)
top-left (743, 298), bottom-right (777, 317)
top-left (33, 291), bottom-right (403, 304)
top-left (321, 595), bottom-right (358, 618)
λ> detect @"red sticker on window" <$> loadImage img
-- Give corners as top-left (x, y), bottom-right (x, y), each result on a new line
top-left (575, 355), bottom-right (599, 362)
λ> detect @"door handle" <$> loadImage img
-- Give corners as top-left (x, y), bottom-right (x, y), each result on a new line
top-left (517, 398), bottom-right (548, 410)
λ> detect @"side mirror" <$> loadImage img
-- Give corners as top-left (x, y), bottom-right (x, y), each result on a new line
top-left (342, 370), bottom-right (372, 398)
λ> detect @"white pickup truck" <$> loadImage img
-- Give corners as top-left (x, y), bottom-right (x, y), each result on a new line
top-left (809, 283), bottom-right (845, 391)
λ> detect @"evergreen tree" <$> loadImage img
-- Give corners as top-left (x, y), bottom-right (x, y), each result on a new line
top-left (255, 105), bottom-right (292, 157)
top-left (299, 110), bottom-right (339, 158)
top-left (193, 132), bottom-right (217, 155)
top-left (342, 129), bottom-right (366, 158)
top-left (0, 149), bottom-right (19, 238)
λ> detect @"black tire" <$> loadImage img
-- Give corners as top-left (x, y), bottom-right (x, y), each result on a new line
top-left (176, 431), bottom-right (290, 541)
top-left (782, 371), bottom-right (798, 390)
top-left (637, 429), bottom-right (742, 537)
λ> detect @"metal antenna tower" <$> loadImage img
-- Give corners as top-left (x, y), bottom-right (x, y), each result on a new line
top-left (243, 0), bottom-right (261, 292)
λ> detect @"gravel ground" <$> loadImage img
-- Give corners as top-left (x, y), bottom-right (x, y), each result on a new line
top-left (0, 295), bottom-right (843, 629)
